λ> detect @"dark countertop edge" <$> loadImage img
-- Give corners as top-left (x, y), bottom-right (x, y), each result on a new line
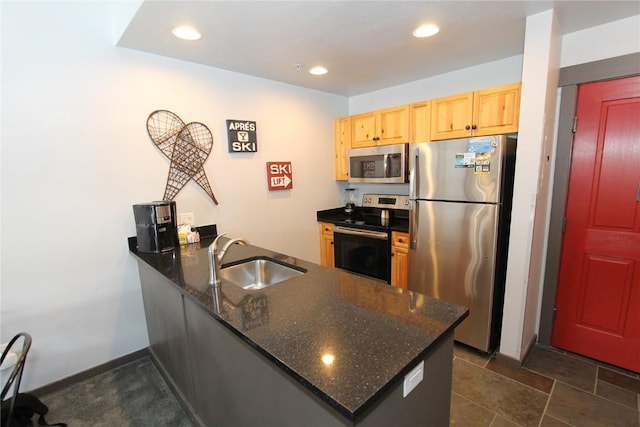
top-left (317, 208), bottom-right (409, 234)
top-left (201, 291), bottom-right (467, 423)
top-left (390, 223), bottom-right (409, 233)
top-left (154, 277), bottom-right (467, 423)
top-left (128, 226), bottom-right (468, 422)
top-left (127, 224), bottom-right (218, 253)
top-left (351, 327), bottom-right (462, 421)
top-left (176, 291), bottom-right (354, 419)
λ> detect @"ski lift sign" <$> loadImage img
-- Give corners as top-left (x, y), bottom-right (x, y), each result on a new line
top-left (227, 119), bottom-right (257, 152)
top-left (266, 162), bottom-right (293, 191)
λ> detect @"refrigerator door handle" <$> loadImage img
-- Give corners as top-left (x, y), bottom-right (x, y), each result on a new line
top-left (409, 145), bottom-right (420, 250)
top-left (409, 200), bottom-right (418, 249)
top-left (409, 146), bottom-right (419, 200)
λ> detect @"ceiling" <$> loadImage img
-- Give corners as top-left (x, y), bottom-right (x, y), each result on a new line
top-left (117, 1), bottom-right (639, 96)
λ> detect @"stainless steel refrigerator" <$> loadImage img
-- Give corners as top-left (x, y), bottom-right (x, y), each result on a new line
top-left (408, 135), bottom-right (516, 352)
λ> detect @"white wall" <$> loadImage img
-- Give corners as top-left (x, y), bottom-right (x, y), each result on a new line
top-left (1, 1), bottom-right (346, 390)
top-left (499, 9), bottom-right (561, 361)
top-left (561, 15), bottom-right (640, 68)
top-left (349, 55), bottom-right (523, 113)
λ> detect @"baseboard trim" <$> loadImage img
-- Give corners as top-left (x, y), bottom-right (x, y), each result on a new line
top-left (30, 348), bottom-right (150, 397)
top-left (495, 334), bottom-right (537, 368)
top-left (521, 334), bottom-right (537, 364)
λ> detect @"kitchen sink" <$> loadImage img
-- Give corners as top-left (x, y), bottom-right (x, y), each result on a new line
top-left (220, 256), bottom-right (306, 290)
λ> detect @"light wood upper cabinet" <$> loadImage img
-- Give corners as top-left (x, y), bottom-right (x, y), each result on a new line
top-left (319, 222), bottom-right (334, 268)
top-left (472, 83), bottom-right (521, 136)
top-left (430, 92), bottom-right (474, 140)
top-left (351, 105), bottom-right (410, 147)
top-left (410, 101), bottom-right (431, 143)
top-left (351, 111), bottom-right (376, 147)
top-left (430, 83), bottom-right (521, 141)
top-left (333, 83), bottom-right (520, 181)
top-left (334, 117), bottom-right (350, 181)
top-left (379, 105), bottom-right (410, 145)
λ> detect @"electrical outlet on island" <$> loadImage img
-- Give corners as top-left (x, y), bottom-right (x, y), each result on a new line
top-left (403, 361), bottom-right (424, 397)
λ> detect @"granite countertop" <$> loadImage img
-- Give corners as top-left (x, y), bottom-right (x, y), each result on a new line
top-left (129, 230), bottom-right (467, 422)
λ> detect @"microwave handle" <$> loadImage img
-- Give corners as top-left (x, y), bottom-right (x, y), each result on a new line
top-left (383, 154), bottom-right (390, 178)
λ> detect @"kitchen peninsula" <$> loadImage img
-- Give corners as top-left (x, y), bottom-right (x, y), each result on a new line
top-left (129, 229), bottom-right (468, 426)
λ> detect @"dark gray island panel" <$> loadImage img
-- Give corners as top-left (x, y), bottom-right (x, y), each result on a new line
top-left (185, 297), bottom-right (453, 426)
top-left (130, 233), bottom-right (468, 426)
top-left (137, 262), bottom-right (196, 411)
top-left (185, 299), bottom-right (346, 426)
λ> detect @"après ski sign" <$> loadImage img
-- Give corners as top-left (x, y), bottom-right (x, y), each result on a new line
top-left (227, 119), bottom-right (257, 152)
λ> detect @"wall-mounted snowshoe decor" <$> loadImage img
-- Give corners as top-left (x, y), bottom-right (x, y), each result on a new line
top-left (146, 110), bottom-right (218, 205)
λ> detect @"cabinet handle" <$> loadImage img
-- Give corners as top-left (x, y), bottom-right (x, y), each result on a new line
top-left (465, 125), bottom-right (471, 130)
top-left (373, 136), bottom-right (380, 141)
top-left (472, 124), bottom-right (477, 130)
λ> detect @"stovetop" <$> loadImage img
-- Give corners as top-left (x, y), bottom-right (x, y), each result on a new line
top-left (317, 194), bottom-right (410, 233)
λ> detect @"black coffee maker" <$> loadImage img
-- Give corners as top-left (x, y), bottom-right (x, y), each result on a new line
top-left (133, 201), bottom-right (178, 253)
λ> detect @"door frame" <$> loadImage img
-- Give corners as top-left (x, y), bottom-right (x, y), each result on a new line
top-left (539, 52), bottom-right (640, 346)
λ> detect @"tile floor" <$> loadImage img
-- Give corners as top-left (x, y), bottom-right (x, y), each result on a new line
top-left (38, 344), bottom-right (640, 426)
top-left (450, 344), bottom-right (640, 427)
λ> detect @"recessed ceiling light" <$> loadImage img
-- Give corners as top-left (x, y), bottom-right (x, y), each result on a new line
top-left (172, 26), bottom-right (202, 41)
top-left (413, 24), bottom-right (440, 38)
top-left (309, 66), bottom-right (328, 76)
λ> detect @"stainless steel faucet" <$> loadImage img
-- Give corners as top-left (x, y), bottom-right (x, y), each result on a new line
top-left (208, 233), bottom-right (248, 287)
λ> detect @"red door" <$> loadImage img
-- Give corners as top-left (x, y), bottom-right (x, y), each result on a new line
top-left (552, 75), bottom-right (640, 372)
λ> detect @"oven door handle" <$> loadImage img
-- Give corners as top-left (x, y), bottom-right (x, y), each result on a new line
top-left (333, 226), bottom-right (389, 240)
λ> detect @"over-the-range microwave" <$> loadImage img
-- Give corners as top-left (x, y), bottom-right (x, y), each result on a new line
top-left (348, 143), bottom-right (408, 184)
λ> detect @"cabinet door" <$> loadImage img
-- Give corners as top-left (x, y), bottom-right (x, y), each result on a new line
top-left (473, 83), bottom-right (521, 136)
top-left (378, 105), bottom-right (410, 145)
top-left (334, 117), bottom-right (350, 180)
top-left (392, 247), bottom-right (409, 290)
top-left (430, 92), bottom-right (474, 141)
top-left (319, 222), bottom-right (334, 267)
top-left (138, 263), bottom-right (195, 407)
top-left (320, 234), bottom-right (334, 268)
top-left (351, 111), bottom-right (377, 148)
top-left (410, 101), bottom-right (431, 143)
top-left (391, 232), bottom-right (409, 289)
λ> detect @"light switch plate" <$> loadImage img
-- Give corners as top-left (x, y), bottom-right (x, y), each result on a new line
top-left (403, 361), bottom-right (424, 398)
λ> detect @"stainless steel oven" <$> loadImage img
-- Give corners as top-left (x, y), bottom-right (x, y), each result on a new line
top-left (333, 226), bottom-right (390, 283)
